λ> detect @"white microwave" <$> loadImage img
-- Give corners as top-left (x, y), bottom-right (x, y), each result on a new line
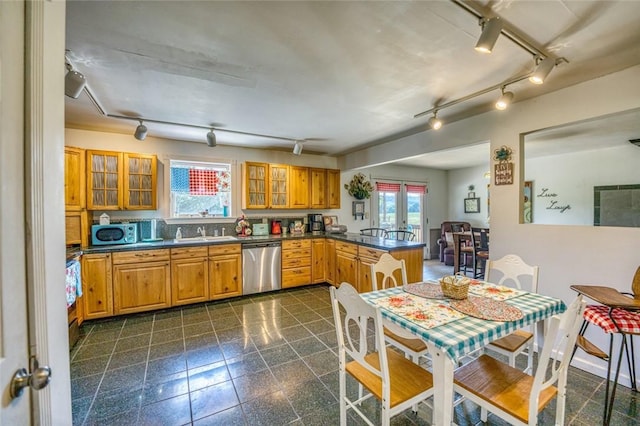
top-left (91, 223), bottom-right (138, 245)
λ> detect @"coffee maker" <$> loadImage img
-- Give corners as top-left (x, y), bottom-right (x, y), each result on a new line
top-left (308, 214), bottom-right (324, 232)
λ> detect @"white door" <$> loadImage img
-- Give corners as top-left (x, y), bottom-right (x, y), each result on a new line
top-left (1, 1), bottom-right (31, 422)
top-left (1, 1), bottom-right (71, 424)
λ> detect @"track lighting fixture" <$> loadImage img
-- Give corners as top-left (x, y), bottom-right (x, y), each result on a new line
top-left (428, 113), bottom-right (442, 130)
top-left (495, 88), bottom-right (514, 110)
top-left (134, 120), bottom-right (148, 141)
top-left (64, 63), bottom-right (86, 99)
top-left (475, 17), bottom-right (503, 53)
top-left (292, 141), bottom-right (303, 155)
top-left (529, 57), bottom-right (556, 85)
top-left (206, 129), bottom-right (217, 147)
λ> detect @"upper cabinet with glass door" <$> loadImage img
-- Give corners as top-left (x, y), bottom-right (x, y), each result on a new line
top-left (124, 153), bottom-right (157, 210)
top-left (86, 150), bottom-right (157, 211)
top-left (243, 162), bottom-right (269, 209)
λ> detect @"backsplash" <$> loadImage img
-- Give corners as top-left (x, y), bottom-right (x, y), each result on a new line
top-left (93, 217), bottom-right (308, 241)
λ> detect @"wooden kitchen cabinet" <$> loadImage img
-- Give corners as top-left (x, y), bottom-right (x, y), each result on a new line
top-left (171, 247), bottom-right (209, 305)
top-left (311, 238), bottom-right (325, 283)
top-left (282, 239), bottom-right (312, 288)
top-left (356, 246), bottom-right (387, 293)
top-left (327, 169), bottom-right (341, 209)
top-left (325, 239), bottom-right (335, 285)
top-left (112, 249), bottom-right (171, 315)
top-left (335, 241), bottom-right (357, 290)
top-left (123, 153), bottom-right (157, 210)
top-left (209, 244), bottom-right (242, 299)
top-left (243, 162), bottom-right (269, 209)
top-left (289, 166), bottom-right (310, 209)
top-left (81, 253), bottom-right (113, 319)
top-left (269, 164), bottom-right (289, 208)
top-left (86, 149), bottom-right (157, 211)
top-left (64, 146), bottom-right (86, 211)
top-left (65, 210), bottom-right (89, 247)
top-left (310, 168), bottom-right (327, 209)
top-left (86, 149), bottom-right (122, 210)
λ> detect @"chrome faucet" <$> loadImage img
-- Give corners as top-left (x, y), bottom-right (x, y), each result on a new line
top-left (197, 226), bottom-right (206, 237)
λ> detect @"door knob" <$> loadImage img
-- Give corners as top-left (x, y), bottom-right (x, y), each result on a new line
top-left (9, 357), bottom-right (52, 399)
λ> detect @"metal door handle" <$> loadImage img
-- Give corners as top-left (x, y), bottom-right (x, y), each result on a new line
top-left (10, 356), bottom-right (52, 399)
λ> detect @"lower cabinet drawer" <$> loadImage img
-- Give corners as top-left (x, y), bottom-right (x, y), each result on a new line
top-left (282, 267), bottom-right (312, 288)
top-left (282, 256), bottom-right (311, 268)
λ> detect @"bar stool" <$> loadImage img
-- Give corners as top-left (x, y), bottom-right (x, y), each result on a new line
top-left (571, 267), bottom-right (640, 425)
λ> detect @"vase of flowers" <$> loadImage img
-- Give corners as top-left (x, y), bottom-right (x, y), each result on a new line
top-left (344, 173), bottom-right (373, 200)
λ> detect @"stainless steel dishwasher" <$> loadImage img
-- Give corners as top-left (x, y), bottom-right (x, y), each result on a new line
top-left (242, 241), bottom-right (281, 294)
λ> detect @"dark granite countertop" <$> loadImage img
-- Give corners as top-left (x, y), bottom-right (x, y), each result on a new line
top-left (82, 232), bottom-right (425, 254)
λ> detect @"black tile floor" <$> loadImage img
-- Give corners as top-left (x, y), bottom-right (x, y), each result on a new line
top-left (70, 261), bottom-right (639, 425)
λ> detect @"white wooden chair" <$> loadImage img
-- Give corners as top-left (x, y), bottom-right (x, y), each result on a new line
top-left (330, 283), bottom-right (434, 425)
top-left (371, 253), bottom-right (430, 364)
top-left (484, 254), bottom-right (540, 373)
top-left (453, 296), bottom-right (586, 426)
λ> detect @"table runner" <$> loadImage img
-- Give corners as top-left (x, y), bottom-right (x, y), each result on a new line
top-left (371, 294), bottom-right (465, 329)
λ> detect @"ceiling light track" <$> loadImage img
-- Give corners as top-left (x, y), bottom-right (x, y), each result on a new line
top-left (65, 53), bottom-right (304, 148)
top-left (414, 73), bottom-right (531, 119)
top-left (450, 0), bottom-right (546, 58)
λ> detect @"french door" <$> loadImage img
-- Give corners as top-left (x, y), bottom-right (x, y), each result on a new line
top-left (372, 179), bottom-right (427, 257)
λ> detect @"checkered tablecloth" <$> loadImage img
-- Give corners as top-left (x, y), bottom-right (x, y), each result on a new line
top-left (361, 286), bottom-right (566, 362)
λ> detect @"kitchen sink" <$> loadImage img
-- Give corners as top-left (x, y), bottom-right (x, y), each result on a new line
top-left (173, 236), bottom-right (237, 243)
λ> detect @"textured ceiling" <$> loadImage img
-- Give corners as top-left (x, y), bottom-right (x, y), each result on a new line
top-left (65, 1), bottom-right (640, 160)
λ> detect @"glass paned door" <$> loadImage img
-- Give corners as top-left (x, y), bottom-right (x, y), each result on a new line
top-left (373, 180), bottom-right (428, 258)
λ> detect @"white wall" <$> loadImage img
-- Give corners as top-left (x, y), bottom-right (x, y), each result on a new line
top-left (447, 165), bottom-right (491, 227)
top-left (526, 145), bottom-right (640, 225)
top-left (340, 65), bottom-right (640, 385)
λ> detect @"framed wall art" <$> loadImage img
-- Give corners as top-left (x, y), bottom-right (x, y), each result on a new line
top-left (464, 197), bottom-right (480, 213)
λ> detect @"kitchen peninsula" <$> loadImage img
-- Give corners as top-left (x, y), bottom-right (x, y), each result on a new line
top-left (79, 232), bottom-right (424, 320)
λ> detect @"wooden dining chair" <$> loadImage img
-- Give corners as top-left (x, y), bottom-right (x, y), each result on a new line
top-left (484, 254), bottom-right (540, 374)
top-left (571, 266), bottom-right (640, 425)
top-left (386, 230), bottom-right (416, 241)
top-left (371, 253), bottom-right (430, 364)
top-left (330, 282), bottom-right (434, 425)
top-left (464, 227), bottom-right (489, 278)
top-left (360, 227), bottom-right (387, 238)
top-left (453, 296), bottom-right (586, 426)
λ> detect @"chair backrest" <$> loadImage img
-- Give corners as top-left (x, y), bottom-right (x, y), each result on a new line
top-left (470, 227), bottom-right (489, 251)
top-left (528, 296), bottom-right (586, 422)
top-left (371, 253), bottom-right (408, 290)
top-left (386, 230), bottom-right (416, 241)
top-left (632, 266), bottom-right (640, 297)
top-left (360, 227), bottom-right (387, 238)
top-left (330, 283), bottom-right (390, 399)
top-left (484, 254), bottom-right (539, 293)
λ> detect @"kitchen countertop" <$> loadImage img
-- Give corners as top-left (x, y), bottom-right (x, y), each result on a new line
top-left (82, 232), bottom-right (425, 254)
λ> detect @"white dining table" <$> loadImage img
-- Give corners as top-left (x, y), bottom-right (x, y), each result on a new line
top-left (361, 281), bottom-right (566, 425)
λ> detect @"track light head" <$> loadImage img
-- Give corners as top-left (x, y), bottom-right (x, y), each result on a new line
top-left (206, 129), bottom-right (217, 147)
top-left (495, 89), bottom-right (514, 110)
top-left (475, 17), bottom-right (503, 53)
top-left (292, 141), bottom-right (303, 155)
top-left (428, 114), bottom-right (442, 130)
top-left (64, 65), bottom-right (86, 99)
top-left (134, 120), bottom-right (148, 140)
top-left (529, 57), bottom-right (555, 84)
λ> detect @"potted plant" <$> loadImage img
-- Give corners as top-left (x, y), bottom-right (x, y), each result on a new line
top-left (344, 173), bottom-right (373, 199)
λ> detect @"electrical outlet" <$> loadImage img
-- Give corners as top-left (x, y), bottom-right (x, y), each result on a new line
top-left (364, 212), bottom-right (369, 219)
top-left (262, 217), bottom-right (268, 224)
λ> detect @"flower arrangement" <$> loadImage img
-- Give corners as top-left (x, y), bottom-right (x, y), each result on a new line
top-left (344, 173), bottom-right (373, 199)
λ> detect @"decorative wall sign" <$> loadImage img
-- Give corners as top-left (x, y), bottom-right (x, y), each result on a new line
top-left (464, 197), bottom-right (481, 213)
top-left (494, 163), bottom-right (514, 185)
top-left (352, 201), bottom-right (365, 220)
top-left (493, 145), bottom-right (514, 186)
top-left (536, 187), bottom-right (571, 213)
